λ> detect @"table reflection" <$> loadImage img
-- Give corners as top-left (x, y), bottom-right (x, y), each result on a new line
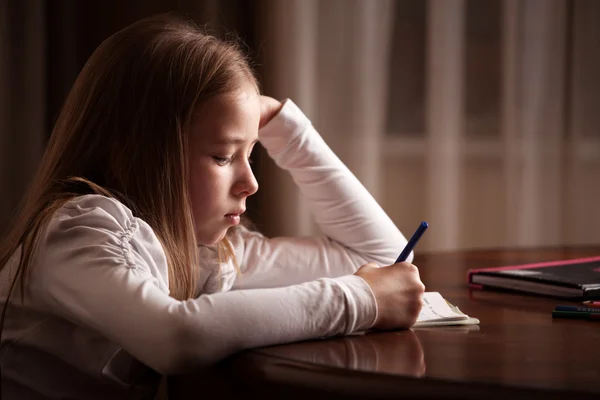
top-left (257, 329), bottom-right (426, 377)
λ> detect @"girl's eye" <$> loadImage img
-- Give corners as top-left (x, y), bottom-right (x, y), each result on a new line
top-left (212, 156), bottom-right (231, 166)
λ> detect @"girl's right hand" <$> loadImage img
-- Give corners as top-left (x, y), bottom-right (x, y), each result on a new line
top-left (354, 262), bottom-right (425, 330)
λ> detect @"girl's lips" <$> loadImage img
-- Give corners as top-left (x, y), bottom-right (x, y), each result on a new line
top-left (225, 214), bottom-right (241, 225)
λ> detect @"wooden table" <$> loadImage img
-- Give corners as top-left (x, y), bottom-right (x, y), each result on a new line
top-left (169, 246), bottom-right (600, 400)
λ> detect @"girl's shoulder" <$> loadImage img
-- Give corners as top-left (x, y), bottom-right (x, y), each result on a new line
top-left (48, 194), bottom-right (161, 252)
top-left (47, 194), bottom-right (160, 260)
top-left (40, 194), bottom-right (170, 289)
top-left (57, 194), bottom-right (135, 226)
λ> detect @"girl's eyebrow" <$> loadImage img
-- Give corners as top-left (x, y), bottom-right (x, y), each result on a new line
top-left (213, 137), bottom-right (259, 146)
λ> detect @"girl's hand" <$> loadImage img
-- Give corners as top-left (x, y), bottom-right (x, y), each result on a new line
top-left (354, 261), bottom-right (425, 331)
top-left (259, 95), bottom-right (283, 129)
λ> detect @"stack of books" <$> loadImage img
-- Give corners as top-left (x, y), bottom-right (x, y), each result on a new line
top-left (467, 256), bottom-right (600, 299)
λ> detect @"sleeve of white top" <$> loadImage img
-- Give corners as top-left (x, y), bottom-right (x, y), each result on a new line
top-left (231, 99), bottom-right (411, 290)
top-left (32, 196), bottom-right (377, 375)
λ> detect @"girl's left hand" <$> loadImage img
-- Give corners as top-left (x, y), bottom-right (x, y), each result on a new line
top-left (259, 95), bottom-right (283, 129)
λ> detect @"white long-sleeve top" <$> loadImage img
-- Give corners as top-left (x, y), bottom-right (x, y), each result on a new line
top-left (0, 99), bottom-right (410, 400)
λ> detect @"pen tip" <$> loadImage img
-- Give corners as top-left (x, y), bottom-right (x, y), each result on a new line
top-left (421, 221), bottom-right (428, 228)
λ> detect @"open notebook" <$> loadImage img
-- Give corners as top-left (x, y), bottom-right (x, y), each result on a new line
top-left (413, 292), bottom-right (480, 328)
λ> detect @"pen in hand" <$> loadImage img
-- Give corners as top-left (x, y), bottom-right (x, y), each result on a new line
top-left (396, 221), bottom-right (428, 263)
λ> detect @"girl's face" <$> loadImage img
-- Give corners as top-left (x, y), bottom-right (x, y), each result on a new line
top-left (188, 83), bottom-right (260, 245)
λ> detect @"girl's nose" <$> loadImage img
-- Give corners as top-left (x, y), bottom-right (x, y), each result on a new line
top-left (235, 162), bottom-right (259, 197)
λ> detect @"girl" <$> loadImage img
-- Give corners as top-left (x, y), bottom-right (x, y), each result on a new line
top-left (0, 13), bottom-right (424, 400)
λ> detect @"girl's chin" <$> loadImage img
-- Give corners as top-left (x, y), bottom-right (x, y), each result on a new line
top-left (196, 229), bottom-right (229, 246)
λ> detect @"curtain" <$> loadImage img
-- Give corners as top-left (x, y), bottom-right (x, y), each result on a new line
top-left (0, 0), bottom-right (257, 234)
top-left (0, 0), bottom-right (47, 235)
top-left (254, 0), bottom-right (600, 251)
top-left (1, 0), bottom-right (598, 254)
top-left (254, 0), bottom-right (395, 237)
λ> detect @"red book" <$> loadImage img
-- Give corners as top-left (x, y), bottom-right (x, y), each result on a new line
top-left (467, 256), bottom-right (600, 299)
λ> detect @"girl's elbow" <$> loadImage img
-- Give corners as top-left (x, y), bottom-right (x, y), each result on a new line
top-left (145, 341), bottom-right (192, 375)
top-left (152, 319), bottom-right (230, 375)
top-left (139, 323), bottom-right (204, 375)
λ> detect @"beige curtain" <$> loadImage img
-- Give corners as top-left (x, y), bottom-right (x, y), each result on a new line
top-left (564, 0), bottom-right (600, 246)
top-left (256, 0), bottom-right (395, 237)
top-left (254, 0), bottom-right (600, 251)
top-left (424, 0), bottom-right (571, 250)
top-left (503, 0), bottom-right (568, 247)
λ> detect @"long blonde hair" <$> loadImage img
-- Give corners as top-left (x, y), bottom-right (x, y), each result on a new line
top-left (0, 13), bottom-right (258, 301)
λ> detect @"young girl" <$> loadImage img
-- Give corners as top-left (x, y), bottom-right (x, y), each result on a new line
top-left (0, 13), bottom-right (424, 400)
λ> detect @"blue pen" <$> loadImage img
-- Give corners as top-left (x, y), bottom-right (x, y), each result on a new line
top-left (395, 221), bottom-right (428, 263)
top-left (554, 305), bottom-right (600, 313)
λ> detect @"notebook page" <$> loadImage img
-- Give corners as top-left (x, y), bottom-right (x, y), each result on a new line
top-left (417, 292), bottom-right (469, 323)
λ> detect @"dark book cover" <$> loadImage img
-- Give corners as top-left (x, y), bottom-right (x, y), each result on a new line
top-left (467, 256), bottom-right (600, 299)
